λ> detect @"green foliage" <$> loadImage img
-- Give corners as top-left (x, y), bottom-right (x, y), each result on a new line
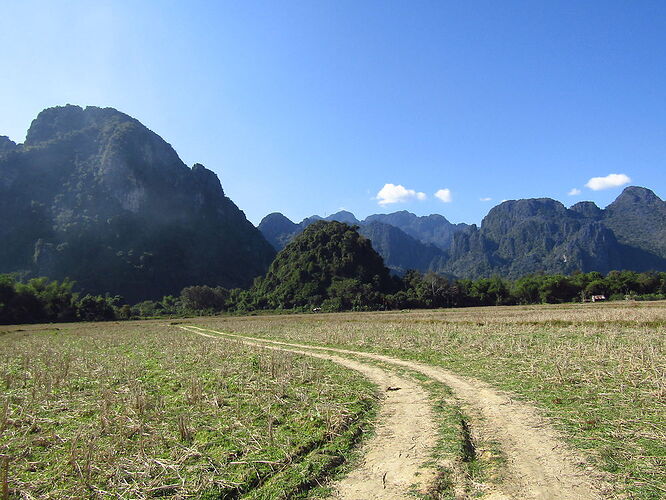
top-left (248, 221), bottom-right (395, 310)
top-left (0, 274), bottom-right (119, 324)
top-left (77, 294), bottom-right (118, 321)
top-left (180, 285), bottom-right (229, 313)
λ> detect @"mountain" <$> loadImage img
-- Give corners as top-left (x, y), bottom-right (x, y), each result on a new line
top-left (257, 212), bottom-right (300, 251)
top-left (251, 221), bottom-right (394, 309)
top-left (0, 105), bottom-right (275, 301)
top-left (446, 198), bottom-right (624, 278)
top-left (603, 186), bottom-right (666, 264)
top-left (365, 211), bottom-right (469, 250)
top-left (257, 209), bottom-right (466, 275)
top-left (445, 187), bottom-right (666, 278)
top-left (259, 186), bottom-right (666, 280)
top-left (324, 210), bottom-right (360, 225)
top-left (358, 222), bottom-right (447, 274)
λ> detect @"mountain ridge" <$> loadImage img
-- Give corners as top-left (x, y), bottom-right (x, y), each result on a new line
top-left (0, 105), bottom-right (276, 301)
top-left (258, 186), bottom-right (666, 278)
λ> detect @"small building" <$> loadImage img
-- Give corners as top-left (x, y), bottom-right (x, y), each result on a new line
top-left (590, 295), bottom-right (606, 302)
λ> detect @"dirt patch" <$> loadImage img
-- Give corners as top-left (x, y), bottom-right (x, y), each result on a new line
top-left (183, 326), bottom-right (613, 499)
top-left (180, 326), bottom-right (438, 498)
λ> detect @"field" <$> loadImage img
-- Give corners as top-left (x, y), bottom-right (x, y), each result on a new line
top-left (193, 301), bottom-right (666, 499)
top-left (0, 322), bottom-right (377, 499)
top-left (1, 301), bottom-right (664, 499)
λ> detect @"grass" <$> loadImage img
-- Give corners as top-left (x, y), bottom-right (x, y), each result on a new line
top-left (194, 300), bottom-right (666, 499)
top-left (365, 360), bottom-right (506, 500)
top-left (0, 321), bottom-right (378, 499)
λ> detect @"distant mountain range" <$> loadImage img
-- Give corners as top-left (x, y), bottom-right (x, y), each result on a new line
top-left (2, 105), bottom-right (665, 304)
top-left (0, 105), bottom-right (275, 301)
top-left (259, 186), bottom-right (666, 278)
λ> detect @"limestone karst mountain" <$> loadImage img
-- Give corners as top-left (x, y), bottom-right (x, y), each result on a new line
top-left (259, 187), bottom-right (666, 278)
top-left (0, 105), bottom-right (275, 301)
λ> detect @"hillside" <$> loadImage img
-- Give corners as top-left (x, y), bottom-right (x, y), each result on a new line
top-left (445, 187), bottom-right (666, 278)
top-left (259, 187), bottom-right (666, 279)
top-left (258, 210), bottom-right (461, 275)
top-left (251, 221), bottom-right (395, 309)
top-left (0, 105), bottom-right (275, 301)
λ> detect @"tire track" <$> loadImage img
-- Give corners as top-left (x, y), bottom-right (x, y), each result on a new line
top-left (181, 325), bottom-right (611, 500)
top-left (179, 326), bottom-right (438, 499)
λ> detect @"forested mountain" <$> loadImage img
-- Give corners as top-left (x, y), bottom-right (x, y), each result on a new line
top-left (0, 105), bottom-right (275, 301)
top-left (258, 209), bottom-right (464, 275)
top-left (249, 221), bottom-right (395, 310)
top-left (259, 187), bottom-right (666, 279)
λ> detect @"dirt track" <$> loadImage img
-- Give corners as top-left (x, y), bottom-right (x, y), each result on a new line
top-left (180, 325), bottom-right (609, 499)
top-left (180, 326), bottom-right (438, 498)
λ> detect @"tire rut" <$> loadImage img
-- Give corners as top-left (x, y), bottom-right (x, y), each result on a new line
top-left (179, 326), bottom-right (438, 499)
top-left (181, 326), bottom-right (612, 500)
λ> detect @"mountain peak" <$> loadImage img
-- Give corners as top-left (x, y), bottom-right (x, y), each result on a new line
top-left (609, 186), bottom-right (662, 207)
top-left (259, 212), bottom-right (296, 227)
top-left (570, 201), bottom-right (602, 219)
top-left (0, 136), bottom-right (16, 154)
top-left (25, 105), bottom-right (137, 146)
top-left (325, 210), bottom-right (359, 224)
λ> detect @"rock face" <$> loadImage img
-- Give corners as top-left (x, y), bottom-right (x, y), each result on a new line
top-left (445, 187), bottom-right (665, 278)
top-left (259, 186), bottom-right (666, 279)
top-left (0, 105), bottom-right (275, 301)
top-left (257, 210), bottom-right (460, 275)
top-left (358, 222), bottom-right (447, 274)
top-left (603, 186), bottom-right (666, 262)
top-left (365, 211), bottom-right (469, 250)
top-left (0, 136), bottom-right (16, 154)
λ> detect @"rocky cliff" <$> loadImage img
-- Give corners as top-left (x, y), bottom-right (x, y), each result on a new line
top-left (0, 105), bottom-right (275, 301)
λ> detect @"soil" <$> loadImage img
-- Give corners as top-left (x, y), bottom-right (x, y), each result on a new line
top-left (180, 325), bottom-right (612, 500)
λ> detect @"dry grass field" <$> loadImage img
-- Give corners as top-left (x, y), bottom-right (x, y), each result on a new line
top-left (194, 300), bottom-right (666, 499)
top-left (1, 301), bottom-right (664, 499)
top-left (0, 322), bottom-right (377, 499)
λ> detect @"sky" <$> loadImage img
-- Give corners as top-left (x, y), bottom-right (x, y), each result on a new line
top-left (1, 1), bottom-right (665, 225)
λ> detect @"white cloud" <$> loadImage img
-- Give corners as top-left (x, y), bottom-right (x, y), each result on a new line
top-left (568, 188), bottom-right (582, 196)
top-left (585, 173), bottom-right (631, 191)
top-left (435, 188), bottom-right (452, 203)
top-left (480, 197), bottom-right (492, 202)
top-left (376, 183), bottom-right (426, 206)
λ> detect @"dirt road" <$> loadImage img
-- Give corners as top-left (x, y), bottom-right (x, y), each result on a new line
top-left (180, 325), bottom-right (609, 499)
top-left (180, 326), bottom-right (439, 498)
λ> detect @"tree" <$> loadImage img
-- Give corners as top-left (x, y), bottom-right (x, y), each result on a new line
top-left (180, 285), bottom-right (229, 312)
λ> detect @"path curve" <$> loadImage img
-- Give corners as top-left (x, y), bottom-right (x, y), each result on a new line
top-left (179, 326), bottom-right (438, 499)
top-left (182, 326), bottom-right (611, 500)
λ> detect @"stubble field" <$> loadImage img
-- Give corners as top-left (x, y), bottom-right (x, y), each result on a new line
top-left (194, 300), bottom-right (665, 499)
top-left (0, 322), bottom-right (376, 499)
top-left (1, 300), bottom-right (664, 499)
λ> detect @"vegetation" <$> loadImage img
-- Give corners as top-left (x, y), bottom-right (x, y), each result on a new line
top-left (233, 222), bottom-right (666, 314)
top-left (0, 105), bottom-right (274, 303)
top-left (0, 275), bottom-right (118, 324)
top-left (242, 221), bottom-right (396, 311)
top-left (259, 187), bottom-right (666, 279)
top-left (0, 322), bottom-right (377, 498)
top-left (197, 301), bottom-right (666, 499)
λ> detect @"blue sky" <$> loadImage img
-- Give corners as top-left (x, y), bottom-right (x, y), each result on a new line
top-left (1, 1), bottom-right (665, 225)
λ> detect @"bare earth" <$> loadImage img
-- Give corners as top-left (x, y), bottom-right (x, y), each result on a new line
top-left (180, 325), bottom-right (612, 499)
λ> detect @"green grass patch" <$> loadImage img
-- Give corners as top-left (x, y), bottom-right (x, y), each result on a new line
top-left (0, 322), bottom-right (378, 498)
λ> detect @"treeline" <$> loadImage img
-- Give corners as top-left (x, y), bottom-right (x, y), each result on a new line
top-left (3, 270), bottom-right (666, 324)
top-left (0, 275), bottom-right (118, 324)
top-left (198, 269), bottom-right (666, 314)
top-left (0, 275), bottom-right (231, 324)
